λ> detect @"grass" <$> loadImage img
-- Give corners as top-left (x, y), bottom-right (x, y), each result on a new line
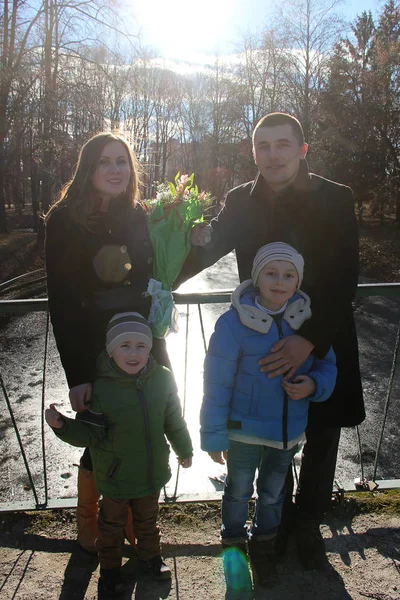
top-left (0, 231), bottom-right (44, 284)
top-left (342, 490), bottom-right (400, 516)
top-left (2, 491), bottom-right (399, 539)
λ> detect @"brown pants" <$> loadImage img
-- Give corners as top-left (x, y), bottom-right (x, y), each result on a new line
top-left (97, 492), bottom-right (160, 569)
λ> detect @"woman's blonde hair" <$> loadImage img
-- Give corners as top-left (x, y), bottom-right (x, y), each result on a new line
top-left (45, 132), bottom-right (140, 227)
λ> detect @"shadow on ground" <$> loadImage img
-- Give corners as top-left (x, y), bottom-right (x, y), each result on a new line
top-left (1, 505), bottom-right (400, 599)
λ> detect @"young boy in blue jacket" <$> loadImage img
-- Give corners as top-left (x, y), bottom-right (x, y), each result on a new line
top-left (201, 242), bottom-right (337, 587)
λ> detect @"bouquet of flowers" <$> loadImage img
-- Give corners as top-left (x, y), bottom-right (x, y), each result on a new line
top-left (144, 172), bottom-right (213, 338)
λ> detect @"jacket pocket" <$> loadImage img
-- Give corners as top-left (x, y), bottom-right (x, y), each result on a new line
top-left (106, 457), bottom-right (121, 481)
top-left (250, 379), bottom-right (261, 417)
top-left (232, 389), bottom-right (252, 417)
top-left (232, 373), bottom-right (253, 416)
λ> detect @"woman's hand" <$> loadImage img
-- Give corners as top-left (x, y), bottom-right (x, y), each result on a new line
top-left (69, 383), bottom-right (92, 412)
top-left (45, 403), bottom-right (65, 429)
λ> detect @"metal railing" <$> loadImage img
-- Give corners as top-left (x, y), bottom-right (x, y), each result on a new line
top-left (0, 282), bottom-right (400, 512)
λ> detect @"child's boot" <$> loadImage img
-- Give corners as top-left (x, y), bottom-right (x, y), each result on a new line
top-left (221, 538), bottom-right (252, 597)
top-left (221, 536), bottom-right (248, 556)
top-left (76, 466), bottom-right (100, 554)
top-left (248, 535), bottom-right (278, 587)
top-left (99, 567), bottom-right (128, 597)
top-left (124, 508), bottom-right (136, 548)
top-left (139, 555), bottom-right (171, 580)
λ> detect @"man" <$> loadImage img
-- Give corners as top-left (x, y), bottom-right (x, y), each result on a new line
top-left (183, 112), bottom-right (365, 570)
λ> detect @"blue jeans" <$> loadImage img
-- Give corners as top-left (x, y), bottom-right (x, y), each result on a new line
top-left (221, 439), bottom-right (298, 540)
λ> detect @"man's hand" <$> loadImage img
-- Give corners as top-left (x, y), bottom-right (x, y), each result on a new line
top-left (45, 403), bottom-right (65, 429)
top-left (259, 335), bottom-right (314, 380)
top-left (282, 375), bottom-right (316, 400)
top-left (69, 383), bottom-right (92, 412)
top-left (208, 450), bottom-right (228, 465)
top-left (178, 457), bottom-right (193, 468)
top-left (190, 223), bottom-right (212, 247)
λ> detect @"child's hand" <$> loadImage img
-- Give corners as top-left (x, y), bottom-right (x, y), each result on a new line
top-left (282, 375), bottom-right (316, 400)
top-left (208, 451), bottom-right (228, 465)
top-left (45, 403), bottom-right (65, 429)
top-left (177, 457), bottom-right (192, 468)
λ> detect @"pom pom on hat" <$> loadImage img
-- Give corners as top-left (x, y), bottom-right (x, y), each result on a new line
top-left (106, 312), bottom-right (153, 356)
top-left (251, 242), bottom-right (304, 288)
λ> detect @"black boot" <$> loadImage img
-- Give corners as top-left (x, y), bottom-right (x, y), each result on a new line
top-left (248, 536), bottom-right (278, 587)
top-left (99, 567), bottom-right (128, 597)
top-left (139, 555), bottom-right (171, 580)
top-left (295, 520), bottom-right (327, 570)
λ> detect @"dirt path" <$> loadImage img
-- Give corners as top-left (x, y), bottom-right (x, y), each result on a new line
top-left (1, 500), bottom-right (400, 600)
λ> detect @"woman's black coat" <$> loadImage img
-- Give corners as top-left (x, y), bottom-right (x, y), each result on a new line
top-left (45, 199), bottom-right (155, 388)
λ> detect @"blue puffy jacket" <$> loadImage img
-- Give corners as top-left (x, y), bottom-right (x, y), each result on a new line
top-left (201, 281), bottom-right (337, 451)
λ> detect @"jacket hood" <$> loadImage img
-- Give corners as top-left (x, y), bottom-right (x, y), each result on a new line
top-left (96, 350), bottom-right (156, 382)
top-left (231, 280), bottom-right (311, 334)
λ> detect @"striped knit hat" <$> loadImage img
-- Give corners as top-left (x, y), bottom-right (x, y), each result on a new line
top-left (251, 242), bottom-right (304, 288)
top-left (106, 312), bottom-right (153, 356)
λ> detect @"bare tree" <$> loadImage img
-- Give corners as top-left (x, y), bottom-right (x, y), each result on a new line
top-left (234, 29), bottom-right (290, 180)
top-left (276, 0), bottom-right (344, 142)
top-left (0, 0), bottom-right (44, 232)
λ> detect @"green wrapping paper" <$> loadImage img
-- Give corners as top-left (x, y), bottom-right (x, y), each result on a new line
top-left (144, 173), bottom-right (213, 338)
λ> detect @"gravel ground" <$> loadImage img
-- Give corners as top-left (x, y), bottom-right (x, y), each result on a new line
top-left (1, 501), bottom-right (400, 599)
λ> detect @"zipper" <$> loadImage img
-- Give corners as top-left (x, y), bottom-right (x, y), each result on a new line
top-left (137, 377), bottom-right (155, 493)
top-left (276, 318), bottom-right (288, 450)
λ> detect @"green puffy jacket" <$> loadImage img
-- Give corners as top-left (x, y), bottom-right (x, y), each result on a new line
top-left (55, 353), bottom-right (193, 498)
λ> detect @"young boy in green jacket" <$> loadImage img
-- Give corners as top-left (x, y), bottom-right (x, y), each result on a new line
top-left (46, 312), bottom-right (193, 597)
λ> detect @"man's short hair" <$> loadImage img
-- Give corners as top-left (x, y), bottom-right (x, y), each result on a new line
top-left (253, 113), bottom-right (305, 146)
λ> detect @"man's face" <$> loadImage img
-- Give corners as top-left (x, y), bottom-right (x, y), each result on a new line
top-left (253, 124), bottom-right (308, 192)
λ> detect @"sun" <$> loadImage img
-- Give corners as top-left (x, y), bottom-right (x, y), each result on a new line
top-left (130, 0), bottom-right (238, 60)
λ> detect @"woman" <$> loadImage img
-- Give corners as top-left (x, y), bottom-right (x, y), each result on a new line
top-left (45, 132), bottom-right (172, 552)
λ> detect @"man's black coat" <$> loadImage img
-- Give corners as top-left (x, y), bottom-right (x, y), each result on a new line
top-left (181, 161), bottom-right (365, 428)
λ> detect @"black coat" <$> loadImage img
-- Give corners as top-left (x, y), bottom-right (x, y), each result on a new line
top-left (181, 161), bottom-right (365, 427)
top-left (45, 199), bottom-right (154, 388)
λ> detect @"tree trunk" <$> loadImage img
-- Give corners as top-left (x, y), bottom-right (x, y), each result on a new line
top-left (396, 184), bottom-right (400, 225)
top-left (0, 159), bottom-right (8, 233)
top-left (38, 0), bottom-right (54, 245)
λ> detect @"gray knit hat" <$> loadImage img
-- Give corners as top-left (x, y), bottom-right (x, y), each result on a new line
top-left (106, 312), bottom-right (153, 356)
top-left (251, 242), bottom-right (304, 288)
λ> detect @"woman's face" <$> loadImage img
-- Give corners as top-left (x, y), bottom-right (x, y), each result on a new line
top-left (91, 141), bottom-right (131, 202)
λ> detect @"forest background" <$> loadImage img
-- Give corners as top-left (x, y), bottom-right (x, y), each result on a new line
top-left (0, 0), bottom-right (399, 240)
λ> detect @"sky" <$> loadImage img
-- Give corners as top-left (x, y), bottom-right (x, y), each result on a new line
top-left (124, 0), bottom-right (384, 63)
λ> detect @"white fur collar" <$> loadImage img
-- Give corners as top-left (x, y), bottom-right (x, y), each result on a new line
top-left (231, 280), bottom-right (312, 334)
